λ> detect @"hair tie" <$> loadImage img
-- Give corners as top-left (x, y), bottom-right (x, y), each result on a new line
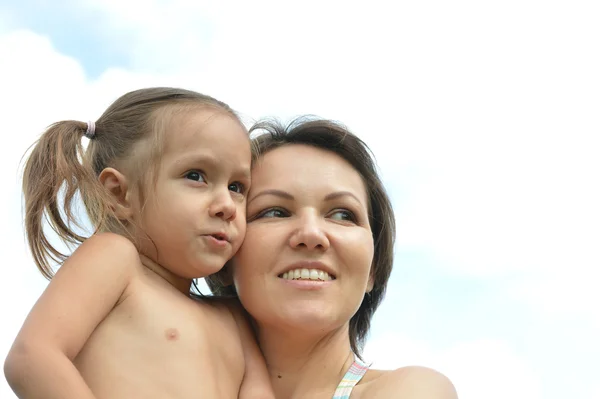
top-left (85, 121), bottom-right (96, 139)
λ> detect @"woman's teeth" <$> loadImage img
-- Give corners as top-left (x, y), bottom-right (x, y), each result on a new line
top-left (281, 268), bottom-right (333, 281)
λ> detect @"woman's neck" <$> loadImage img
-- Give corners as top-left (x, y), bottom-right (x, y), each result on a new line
top-left (257, 324), bottom-right (356, 399)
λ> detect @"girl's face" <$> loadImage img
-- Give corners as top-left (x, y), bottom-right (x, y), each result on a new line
top-left (231, 144), bottom-right (375, 333)
top-left (135, 109), bottom-right (251, 281)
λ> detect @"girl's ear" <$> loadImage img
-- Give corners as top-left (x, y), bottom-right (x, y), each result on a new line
top-left (99, 167), bottom-right (133, 220)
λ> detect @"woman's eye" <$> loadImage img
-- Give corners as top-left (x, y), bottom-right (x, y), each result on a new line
top-left (185, 171), bottom-right (206, 183)
top-left (258, 208), bottom-right (289, 219)
top-left (228, 182), bottom-right (245, 194)
top-left (329, 209), bottom-right (356, 222)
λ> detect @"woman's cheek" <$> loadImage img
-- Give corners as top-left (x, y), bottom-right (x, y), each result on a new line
top-left (232, 231), bottom-right (268, 302)
top-left (337, 228), bottom-right (374, 260)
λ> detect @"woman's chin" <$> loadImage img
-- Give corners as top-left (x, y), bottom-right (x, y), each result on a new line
top-left (243, 292), bottom-right (362, 337)
top-left (255, 307), bottom-right (347, 336)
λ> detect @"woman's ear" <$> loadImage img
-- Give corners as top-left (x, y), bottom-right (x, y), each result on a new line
top-left (99, 167), bottom-right (134, 220)
top-left (366, 266), bottom-right (375, 293)
top-left (366, 276), bottom-right (375, 293)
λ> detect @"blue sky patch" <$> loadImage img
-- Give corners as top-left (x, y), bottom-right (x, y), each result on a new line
top-left (1, 1), bottom-right (128, 78)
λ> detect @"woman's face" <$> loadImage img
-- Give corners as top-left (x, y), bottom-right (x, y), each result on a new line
top-left (231, 144), bottom-right (375, 333)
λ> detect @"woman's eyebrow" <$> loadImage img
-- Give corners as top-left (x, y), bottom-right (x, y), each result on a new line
top-left (324, 191), bottom-right (363, 204)
top-left (248, 189), bottom-right (294, 204)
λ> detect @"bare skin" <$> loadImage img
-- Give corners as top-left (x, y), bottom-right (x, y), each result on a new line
top-left (257, 324), bottom-right (457, 399)
top-left (353, 366), bottom-right (458, 398)
top-left (5, 233), bottom-right (247, 399)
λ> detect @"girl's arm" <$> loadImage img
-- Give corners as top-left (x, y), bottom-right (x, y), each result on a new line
top-left (225, 300), bottom-right (275, 399)
top-left (4, 233), bottom-right (137, 399)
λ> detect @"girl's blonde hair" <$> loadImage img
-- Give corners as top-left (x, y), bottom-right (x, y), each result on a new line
top-left (23, 87), bottom-right (239, 279)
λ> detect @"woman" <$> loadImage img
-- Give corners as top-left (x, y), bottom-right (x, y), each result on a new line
top-left (208, 118), bottom-right (457, 398)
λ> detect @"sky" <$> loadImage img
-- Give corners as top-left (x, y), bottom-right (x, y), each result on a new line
top-left (0, 1), bottom-right (599, 398)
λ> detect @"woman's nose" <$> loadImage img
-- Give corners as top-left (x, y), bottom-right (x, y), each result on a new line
top-left (289, 212), bottom-right (330, 251)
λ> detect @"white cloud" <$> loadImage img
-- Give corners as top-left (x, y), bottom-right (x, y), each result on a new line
top-left (365, 334), bottom-right (543, 399)
top-left (441, 339), bottom-right (543, 399)
top-left (508, 273), bottom-right (600, 330)
top-left (591, 384), bottom-right (600, 398)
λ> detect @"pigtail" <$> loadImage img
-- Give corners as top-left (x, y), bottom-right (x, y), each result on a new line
top-left (21, 88), bottom-right (239, 280)
top-left (22, 121), bottom-right (103, 279)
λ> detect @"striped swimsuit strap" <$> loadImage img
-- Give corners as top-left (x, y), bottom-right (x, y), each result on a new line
top-left (332, 358), bottom-right (371, 399)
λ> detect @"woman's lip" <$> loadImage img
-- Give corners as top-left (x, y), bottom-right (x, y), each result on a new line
top-left (278, 278), bottom-right (334, 290)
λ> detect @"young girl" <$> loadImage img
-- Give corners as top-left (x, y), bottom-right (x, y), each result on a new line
top-left (4, 88), bottom-right (274, 399)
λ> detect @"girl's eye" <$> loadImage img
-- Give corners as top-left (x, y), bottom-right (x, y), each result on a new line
top-left (229, 182), bottom-right (245, 194)
top-left (329, 209), bottom-right (356, 222)
top-left (185, 171), bottom-right (206, 183)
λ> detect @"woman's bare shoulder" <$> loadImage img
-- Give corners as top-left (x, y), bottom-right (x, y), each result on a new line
top-left (356, 365), bottom-right (458, 398)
